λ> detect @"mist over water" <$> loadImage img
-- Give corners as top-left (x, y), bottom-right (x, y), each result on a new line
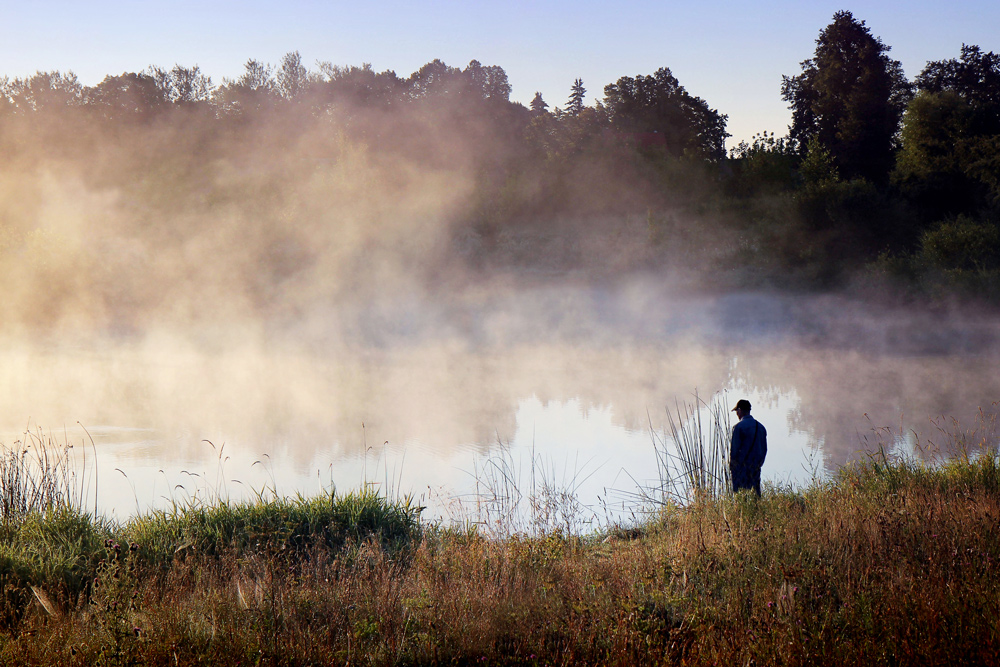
top-left (2, 85), bottom-right (998, 522)
top-left (4, 281), bottom-right (999, 520)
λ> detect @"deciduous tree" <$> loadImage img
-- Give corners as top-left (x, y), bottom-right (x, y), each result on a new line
top-left (277, 51), bottom-right (309, 100)
top-left (603, 67), bottom-right (728, 160)
top-left (87, 72), bottom-right (165, 122)
top-left (217, 59), bottom-right (276, 114)
top-left (781, 11), bottom-right (911, 183)
top-left (145, 64), bottom-right (214, 106)
top-left (1, 71), bottom-right (83, 113)
top-left (895, 46), bottom-right (1000, 216)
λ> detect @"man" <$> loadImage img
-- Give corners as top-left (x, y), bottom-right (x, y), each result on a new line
top-left (730, 399), bottom-right (767, 496)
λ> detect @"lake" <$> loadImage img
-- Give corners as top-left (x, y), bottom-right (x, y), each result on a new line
top-left (4, 283), bottom-right (999, 527)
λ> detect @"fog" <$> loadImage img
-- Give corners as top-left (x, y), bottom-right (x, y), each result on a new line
top-left (1, 92), bottom-right (998, 519)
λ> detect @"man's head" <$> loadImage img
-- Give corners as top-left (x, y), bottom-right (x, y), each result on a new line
top-left (732, 399), bottom-right (751, 419)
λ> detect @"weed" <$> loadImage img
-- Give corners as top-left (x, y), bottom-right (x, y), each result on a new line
top-left (1, 421), bottom-right (999, 665)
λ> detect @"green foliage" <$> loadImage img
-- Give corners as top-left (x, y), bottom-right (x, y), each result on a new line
top-left (894, 90), bottom-right (999, 219)
top-left (124, 488), bottom-right (422, 567)
top-left (3, 46), bottom-right (1000, 304)
top-left (565, 78), bottom-right (586, 116)
top-left (919, 214), bottom-right (1000, 272)
top-left (798, 136), bottom-right (840, 185)
top-left (90, 540), bottom-right (143, 667)
top-left (727, 131), bottom-right (798, 195)
top-left (916, 44), bottom-right (1000, 119)
top-left (0, 508), bottom-right (111, 628)
top-left (782, 11), bottom-right (912, 183)
top-left (1, 454), bottom-right (1000, 664)
top-left (795, 177), bottom-right (904, 267)
top-left (603, 67), bottom-right (729, 160)
top-left (865, 214), bottom-right (1000, 299)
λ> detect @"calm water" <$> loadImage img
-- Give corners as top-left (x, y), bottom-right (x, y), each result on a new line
top-left (4, 287), bottom-right (999, 524)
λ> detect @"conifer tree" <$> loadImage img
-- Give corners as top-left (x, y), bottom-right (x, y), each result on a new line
top-left (566, 79), bottom-right (585, 116)
top-left (530, 91), bottom-right (548, 114)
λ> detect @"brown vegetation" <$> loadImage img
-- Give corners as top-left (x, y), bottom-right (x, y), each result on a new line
top-left (1, 447), bottom-right (997, 665)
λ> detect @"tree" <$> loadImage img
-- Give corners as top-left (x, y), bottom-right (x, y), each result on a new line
top-left (525, 104), bottom-right (608, 161)
top-left (728, 131), bottom-right (798, 194)
top-left (216, 59), bottom-right (276, 114)
top-left (915, 45), bottom-right (1000, 134)
top-left (145, 64), bottom-right (214, 106)
top-left (277, 51), bottom-right (309, 100)
top-left (566, 79), bottom-right (585, 116)
top-left (238, 59), bottom-right (275, 93)
top-left (894, 46), bottom-right (1000, 217)
top-left (316, 62), bottom-right (405, 108)
top-left (462, 60), bottom-right (512, 103)
top-left (407, 59), bottom-right (464, 100)
top-left (87, 72), bottom-right (165, 122)
top-left (530, 92), bottom-right (548, 115)
top-left (2, 71), bottom-right (83, 113)
top-left (917, 45), bottom-right (1000, 108)
top-left (603, 67), bottom-right (729, 160)
top-left (781, 11), bottom-right (911, 183)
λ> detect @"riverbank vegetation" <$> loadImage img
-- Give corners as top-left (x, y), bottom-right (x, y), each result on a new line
top-left (1, 431), bottom-right (997, 665)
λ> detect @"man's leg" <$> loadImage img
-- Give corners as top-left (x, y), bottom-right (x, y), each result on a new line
top-left (731, 465), bottom-right (751, 493)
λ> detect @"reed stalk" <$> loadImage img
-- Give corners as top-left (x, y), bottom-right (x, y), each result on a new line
top-left (646, 391), bottom-right (732, 505)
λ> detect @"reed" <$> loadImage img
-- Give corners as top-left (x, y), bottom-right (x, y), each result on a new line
top-left (454, 438), bottom-right (601, 538)
top-left (2, 419), bottom-right (999, 665)
top-left (633, 391), bottom-right (732, 508)
top-left (0, 426), bottom-right (96, 525)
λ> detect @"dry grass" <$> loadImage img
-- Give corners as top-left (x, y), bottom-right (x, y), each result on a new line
top-left (0, 445), bottom-right (997, 665)
top-left (0, 415), bottom-right (998, 665)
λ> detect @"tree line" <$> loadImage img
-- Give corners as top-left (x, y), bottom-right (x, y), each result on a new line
top-left (1, 10), bottom-right (999, 301)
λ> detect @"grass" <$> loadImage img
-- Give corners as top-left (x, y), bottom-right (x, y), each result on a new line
top-left (0, 422), bottom-right (999, 665)
top-left (650, 392), bottom-right (733, 503)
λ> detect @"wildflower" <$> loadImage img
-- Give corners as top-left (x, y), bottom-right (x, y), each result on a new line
top-left (767, 601), bottom-right (774, 608)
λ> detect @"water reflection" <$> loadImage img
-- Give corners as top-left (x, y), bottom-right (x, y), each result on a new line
top-left (2, 290), bottom-right (998, 520)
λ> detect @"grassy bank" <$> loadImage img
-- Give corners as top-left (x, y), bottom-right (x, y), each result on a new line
top-left (0, 447), bottom-right (998, 665)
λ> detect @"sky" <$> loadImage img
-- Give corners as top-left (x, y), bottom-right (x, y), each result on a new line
top-left (2, 1), bottom-right (998, 148)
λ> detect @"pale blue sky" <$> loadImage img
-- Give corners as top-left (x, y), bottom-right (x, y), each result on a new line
top-left (2, 1), bottom-right (997, 146)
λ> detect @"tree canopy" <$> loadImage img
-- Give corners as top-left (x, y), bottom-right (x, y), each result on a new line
top-left (782, 10), bottom-right (911, 183)
top-left (916, 44), bottom-right (1000, 133)
top-left (603, 67), bottom-right (728, 160)
top-left (894, 46), bottom-right (1000, 217)
top-left (1, 30), bottom-right (999, 299)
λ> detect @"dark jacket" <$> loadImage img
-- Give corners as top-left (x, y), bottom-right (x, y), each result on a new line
top-left (731, 414), bottom-right (767, 470)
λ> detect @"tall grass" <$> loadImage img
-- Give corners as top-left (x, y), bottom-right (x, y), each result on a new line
top-left (0, 426), bottom-right (95, 525)
top-left (2, 416), bottom-right (1000, 665)
top-left (638, 392), bottom-right (732, 506)
top-left (451, 438), bottom-right (601, 538)
top-left (2, 447), bottom-right (998, 665)
top-left (0, 427), bottom-right (424, 639)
